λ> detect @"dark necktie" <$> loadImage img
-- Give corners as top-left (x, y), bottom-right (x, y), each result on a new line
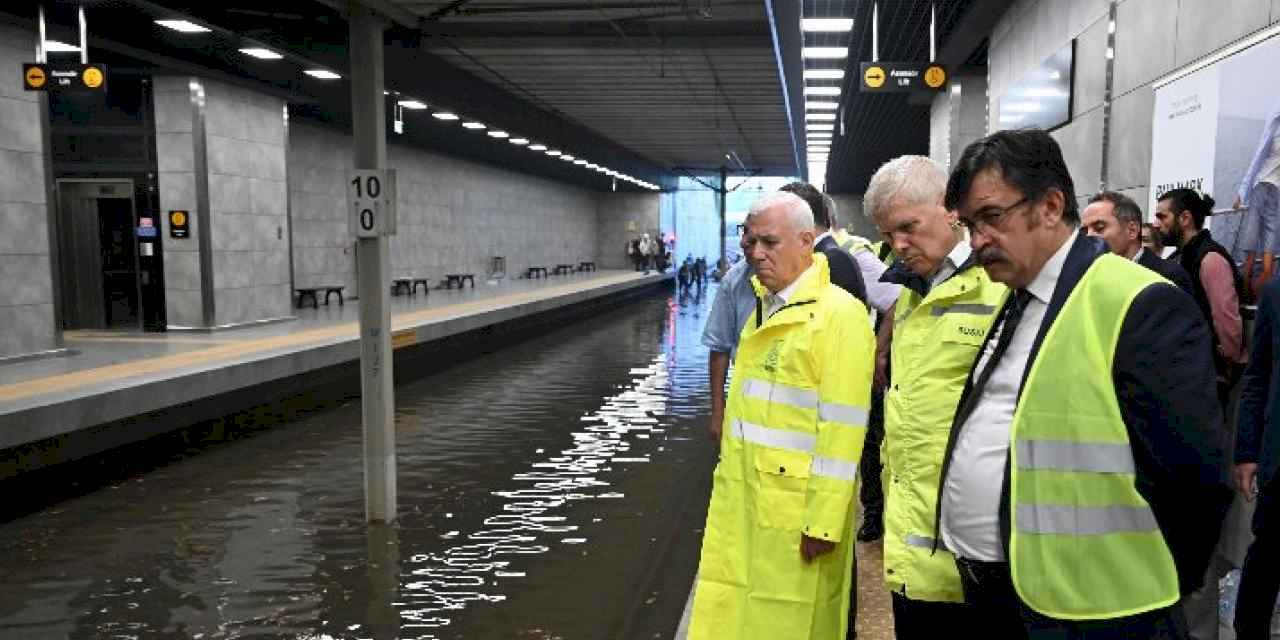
top-left (966, 289), bottom-right (1033, 403)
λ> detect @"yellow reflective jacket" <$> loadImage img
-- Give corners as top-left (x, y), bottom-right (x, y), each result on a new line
top-left (883, 256), bottom-right (1008, 602)
top-left (690, 254), bottom-right (875, 640)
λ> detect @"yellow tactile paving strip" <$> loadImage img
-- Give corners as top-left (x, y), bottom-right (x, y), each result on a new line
top-left (0, 273), bottom-right (642, 406)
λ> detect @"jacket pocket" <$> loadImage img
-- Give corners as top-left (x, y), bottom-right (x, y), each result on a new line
top-left (751, 446), bottom-right (810, 530)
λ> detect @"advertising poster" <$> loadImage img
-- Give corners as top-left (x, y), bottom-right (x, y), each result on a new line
top-left (1150, 31), bottom-right (1280, 262)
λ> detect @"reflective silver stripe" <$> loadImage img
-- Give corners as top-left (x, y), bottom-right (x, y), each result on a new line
top-left (811, 456), bottom-right (858, 481)
top-left (904, 534), bottom-right (939, 549)
top-left (818, 401), bottom-right (869, 427)
top-left (741, 378), bottom-right (819, 411)
top-left (930, 303), bottom-right (998, 317)
top-left (730, 419), bottom-right (816, 453)
top-left (1016, 504), bottom-right (1160, 535)
top-left (1016, 440), bottom-right (1136, 474)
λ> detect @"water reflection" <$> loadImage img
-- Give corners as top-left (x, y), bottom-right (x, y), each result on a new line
top-left (0, 287), bottom-right (717, 639)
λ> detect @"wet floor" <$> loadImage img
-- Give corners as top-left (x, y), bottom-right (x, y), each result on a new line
top-left (0, 285), bottom-right (722, 639)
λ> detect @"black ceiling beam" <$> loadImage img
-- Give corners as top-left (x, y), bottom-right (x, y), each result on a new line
top-left (765, 0), bottom-right (803, 180)
top-left (419, 18), bottom-right (766, 40)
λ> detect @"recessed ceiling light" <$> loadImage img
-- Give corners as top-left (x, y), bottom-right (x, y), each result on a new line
top-left (305, 69), bottom-right (341, 79)
top-left (462, 121), bottom-right (486, 129)
top-left (529, 144), bottom-right (547, 151)
top-left (806, 101), bottom-right (840, 110)
top-left (803, 69), bottom-right (845, 80)
top-left (239, 47), bottom-right (283, 60)
top-left (802, 18), bottom-right (854, 32)
top-left (586, 163), bottom-right (598, 169)
top-left (574, 159), bottom-right (587, 165)
top-left (398, 100), bottom-right (428, 110)
top-left (487, 130), bottom-right (509, 138)
top-left (806, 113), bottom-right (836, 121)
top-left (43, 40), bottom-right (80, 53)
top-left (546, 149), bottom-right (562, 156)
top-left (802, 47), bottom-right (848, 59)
top-left (509, 137), bottom-right (530, 145)
top-left (804, 86), bottom-right (842, 96)
top-left (155, 19), bottom-right (211, 33)
top-left (432, 111), bottom-right (459, 120)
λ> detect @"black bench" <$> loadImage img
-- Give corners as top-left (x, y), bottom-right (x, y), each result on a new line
top-left (296, 285), bottom-right (345, 308)
top-left (527, 266), bottom-right (548, 279)
top-left (392, 277), bottom-right (413, 295)
top-left (445, 273), bottom-right (475, 289)
top-left (579, 261), bottom-right (596, 272)
top-left (554, 264), bottom-right (576, 275)
top-left (412, 277), bottom-right (431, 295)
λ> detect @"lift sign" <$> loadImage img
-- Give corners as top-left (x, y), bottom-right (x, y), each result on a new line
top-left (859, 62), bottom-right (947, 93)
top-left (23, 63), bottom-right (107, 92)
top-left (348, 170), bottom-right (397, 238)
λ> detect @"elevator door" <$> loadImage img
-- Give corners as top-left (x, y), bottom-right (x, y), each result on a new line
top-left (57, 181), bottom-right (141, 330)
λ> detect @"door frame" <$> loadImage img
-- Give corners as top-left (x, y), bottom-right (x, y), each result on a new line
top-left (54, 178), bottom-right (143, 332)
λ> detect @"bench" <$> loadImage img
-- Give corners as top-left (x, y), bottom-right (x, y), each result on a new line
top-left (579, 261), bottom-right (596, 272)
top-left (412, 277), bottom-right (431, 295)
top-left (445, 273), bottom-right (475, 289)
top-left (527, 266), bottom-right (548, 279)
top-left (554, 264), bottom-right (576, 275)
top-left (392, 277), bottom-right (413, 296)
top-left (296, 285), bottom-right (345, 308)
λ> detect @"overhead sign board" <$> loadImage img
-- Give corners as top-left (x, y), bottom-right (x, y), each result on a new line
top-left (348, 169), bottom-right (397, 238)
top-left (22, 63), bottom-right (107, 93)
top-left (859, 62), bottom-right (948, 93)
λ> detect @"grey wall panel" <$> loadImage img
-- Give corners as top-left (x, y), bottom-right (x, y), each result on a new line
top-left (1074, 17), bottom-right (1110, 117)
top-left (1175, 0), bottom-right (1272, 66)
top-left (0, 202), bottom-right (49, 254)
top-left (155, 133), bottom-right (194, 173)
top-left (596, 192), bottom-right (659, 270)
top-left (930, 92), bottom-right (952, 167)
top-left (1107, 87), bottom-right (1156, 192)
top-left (0, 96), bottom-right (43, 154)
top-left (1274, 0), bottom-right (1280, 23)
top-left (152, 89), bottom-right (193, 134)
top-left (1069, 0), bottom-right (1112, 40)
top-left (0, 148), bottom-right (46, 204)
top-left (1051, 108), bottom-right (1104, 199)
top-left (1118, 186), bottom-right (1151, 218)
top-left (163, 289), bottom-right (202, 327)
top-left (1032, 0), bottom-right (1071, 63)
top-left (0, 255), bottom-right (53, 305)
top-left (163, 250), bottom-right (201, 291)
top-left (0, 304), bottom-right (55, 357)
top-left (1114, 0), bottom-right (1178, 95)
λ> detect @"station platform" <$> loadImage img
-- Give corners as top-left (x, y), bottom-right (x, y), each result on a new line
top-left (0, 269), bottom-right (669, 475)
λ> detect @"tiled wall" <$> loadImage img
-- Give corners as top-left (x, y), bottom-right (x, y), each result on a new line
top-left (0, 24), bottom-right (57, 358)
top-left (986, 0), bottom-right (1280, 209)
top-left (289, 122), bottom-right (601, 296)
top-left (597, 192), bottom-right (660, 270)
top-left (153, 76), bottom-right (203, 327)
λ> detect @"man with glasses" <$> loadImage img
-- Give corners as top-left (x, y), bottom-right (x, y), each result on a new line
top-left (934, 129), bottom-right (1231, 638)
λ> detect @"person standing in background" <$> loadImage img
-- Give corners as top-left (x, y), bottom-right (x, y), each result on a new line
top-left (1234, 100), bottom-right (1280, 301)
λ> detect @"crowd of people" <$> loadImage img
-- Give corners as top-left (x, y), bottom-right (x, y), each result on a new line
top-left (691, 128), bottom-right (1278, 640)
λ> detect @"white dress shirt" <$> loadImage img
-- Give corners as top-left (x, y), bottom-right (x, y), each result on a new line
top-left (1131, 247), bottom-right (1146, 263)
top-left (929, 240), bottom-right (973, 290)
top-left (940, 230), bottom-right (1078, 561)
top-left (764, 262), bottom-right (815, 319)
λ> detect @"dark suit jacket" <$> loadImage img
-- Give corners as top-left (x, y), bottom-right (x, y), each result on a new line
top-left (1137, 248), bottom-right (1195, 295)
top-left (815, 234), bottom-right (868, 306)
top-left (936, 233), bottom-right (1232, 596)
top-left (1237, 279), bottom-right (1280, 488)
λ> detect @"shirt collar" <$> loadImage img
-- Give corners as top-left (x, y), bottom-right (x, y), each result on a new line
top-left (773, 262), bottom-right (815, 305)
top-left (933, 239), bottom-right (972, 275)
top-left (1131, 247), bottom-right (1145, 263)
top-left (1025, 229), bottom-right (1077, 304)
top-left (813, 230), bottom-right (832, 248)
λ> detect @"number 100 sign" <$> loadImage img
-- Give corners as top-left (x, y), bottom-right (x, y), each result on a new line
top-left (348, 169), bottom-right (397, 238)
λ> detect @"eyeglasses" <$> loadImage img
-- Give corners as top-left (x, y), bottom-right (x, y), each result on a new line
top-left (959, 196), bottom-right (1030, 235)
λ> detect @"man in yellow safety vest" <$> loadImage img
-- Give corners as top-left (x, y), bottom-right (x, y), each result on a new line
top-left (689, 191), bottom-right (875, 640)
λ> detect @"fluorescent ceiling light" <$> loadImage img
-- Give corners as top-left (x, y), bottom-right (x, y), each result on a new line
top-left (509, 138), bottom-right (530, 145)
top-left (432, 111), bottom-right (459, 120)
top-left (239, 47), bottom-right (283, 60)
top-left (487, 130), bottom-right (509, 138)
top-left (155, 19), bottom-right (210, 33)
top-left (398, 100), bottom-right (428, 110)
top-left (806, 113), bottom-right (836, 121)
top-left (574, 159), bottom-right (587, 165)
top-left (562, 154), bottom-right (576, 161)
top-left (804, 69), bottom-right (845, 80)
top-left (804, 86), bottom-right (842, 96)
top-left (529, 144), bottom-right (547, 151)
top-left (305, 69), bottom-right (341, 79)
top-left (807, 123), bottom-right (835, 131)
top-left (43, 40), bottom-right (80, 53)
top-left (462, 121), bottom-right (485, 129)
top-left (802, 47), bottom-right (848, 59)
top-left (802, 18), bottom-right (854, 32)
top-left (586, 163), bottom-right (598, 169)
top-left (546, 149), bottom-right (562, 156)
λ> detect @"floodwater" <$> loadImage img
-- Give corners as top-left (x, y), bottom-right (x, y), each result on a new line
top-left (0, 285), bottom-right (721, 639)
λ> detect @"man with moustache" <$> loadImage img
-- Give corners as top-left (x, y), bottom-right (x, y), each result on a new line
top-left (689, 191), bottom-right (875, 640)
top-left (935, 129), bottom-right (1231, 638)
top-left (865, 155), bottom-right (1006, 638)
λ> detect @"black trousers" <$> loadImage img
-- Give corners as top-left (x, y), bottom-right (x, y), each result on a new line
top-left (1236, 480), bottom-right (1279, 639)
top-left (954, 557), bottom-right (1189, 639)
top-left (859, 385), bottom-right (885, 520)
top-left (890, 591), bottom-right (974, 639)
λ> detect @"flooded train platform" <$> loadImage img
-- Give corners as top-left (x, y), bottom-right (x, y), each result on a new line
top-left (0, 270), bottom-right (667, 476)
top-left (0, 285), bottom-right (714, 639)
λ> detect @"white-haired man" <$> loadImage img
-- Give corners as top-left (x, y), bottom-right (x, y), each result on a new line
top-left (866, 155), bottom-right (1007, 638)
top-left (689, 191), bottom-right (875, 640)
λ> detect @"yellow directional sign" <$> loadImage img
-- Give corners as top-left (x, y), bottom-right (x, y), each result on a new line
top-left (24, 65), bottom-right (46, 89)
top-left (22, 62), bottom-right (106, 92)
top-left (924, 65), bottom-right (947, 89)
top-left (864, 65), bottom-right (886, 89)
top-left (82, 66), bottom-right (104, 89)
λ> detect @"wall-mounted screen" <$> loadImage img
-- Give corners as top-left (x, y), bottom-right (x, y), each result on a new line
top-left (998, 42), bottom-right (1075, 132)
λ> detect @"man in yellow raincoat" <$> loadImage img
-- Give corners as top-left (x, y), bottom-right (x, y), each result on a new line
top-left (690, 191), bottom-right (875, 639)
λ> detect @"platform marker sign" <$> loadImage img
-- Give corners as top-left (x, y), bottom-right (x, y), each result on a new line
top-left (348, 169), bottom-right (397, 238)
top-left (859, 62), bottom-right (947, 93)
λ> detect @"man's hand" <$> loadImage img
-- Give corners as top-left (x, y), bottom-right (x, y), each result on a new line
top-left (874, 349), bottom-right (889, 390)
top-left (1234, 195), bottom-right (1244, 210)
top-left (800, 534), bottom-right (836, 563)
top-left (708, 408), bottom-right (724, 445)
top-left (1235, 463), bottom-right (1260, 501)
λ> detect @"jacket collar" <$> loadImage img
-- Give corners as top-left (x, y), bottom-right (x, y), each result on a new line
top-left (750, 253), bottom-right (830, 327)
